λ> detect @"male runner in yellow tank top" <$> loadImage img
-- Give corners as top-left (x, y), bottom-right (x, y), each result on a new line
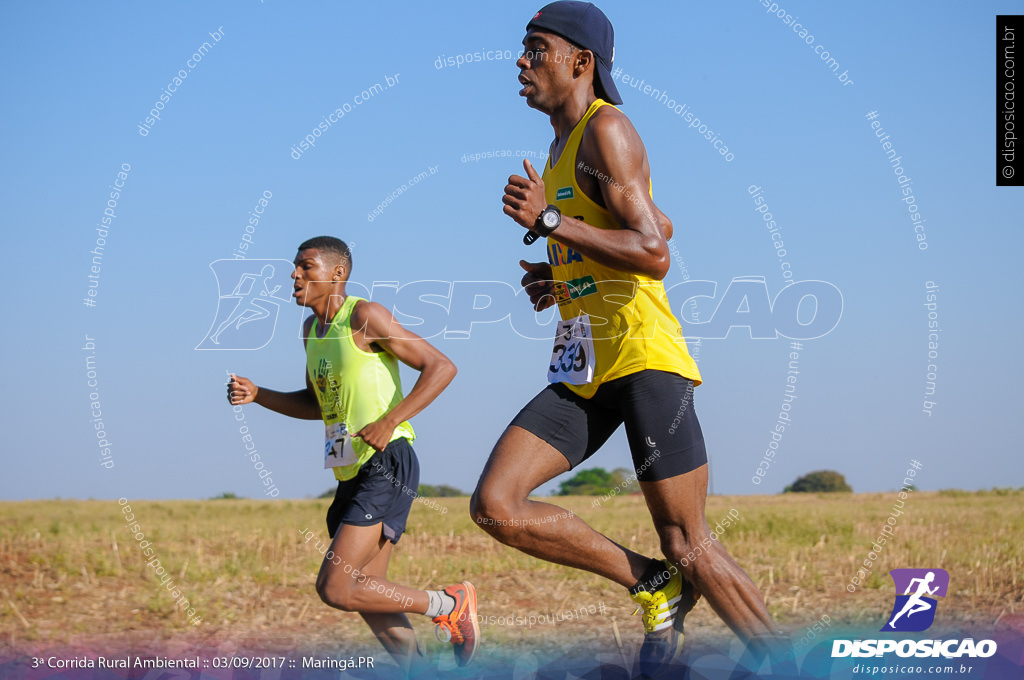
top-left (228, 236), bottom-right (477, 674)
top-left (471, 2), bottom-right (786, 675)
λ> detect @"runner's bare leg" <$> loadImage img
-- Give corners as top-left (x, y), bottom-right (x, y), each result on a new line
top-left (316, 523), bottom-right (429, 674)
top-left (475, 429), bottom-right (781, 646)
top-left (355, 534), bottom-right (422, 673)
top-left (640, 464), bottom-right (781, 646)
top-left (472, 425), bottom-right (653, 586)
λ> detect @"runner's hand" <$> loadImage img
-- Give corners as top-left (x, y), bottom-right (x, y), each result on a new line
top-left (503, 159), bottom-right (547, 230)
top-left (520, 260), bottom-right (556, 311)
top-left (354, 418), bottom-right (396, 452)
top-left (227, 374), bottom-right (258, 405)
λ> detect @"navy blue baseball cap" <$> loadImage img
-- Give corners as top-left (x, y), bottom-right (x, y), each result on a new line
top-left (526, 1), bottom-right (622, 105)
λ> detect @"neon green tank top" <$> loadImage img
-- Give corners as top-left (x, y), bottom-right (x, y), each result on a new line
top-left (305, 295), bottom-right (415, 481)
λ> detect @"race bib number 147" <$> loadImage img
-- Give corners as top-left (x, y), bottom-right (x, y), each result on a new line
top-left (324, 422), bottom-right (358, 469)
top-left (547, 314), bottom-right (596, 385)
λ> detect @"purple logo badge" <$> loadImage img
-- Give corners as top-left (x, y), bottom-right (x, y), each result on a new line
top-left (881, 568), bottom-right (949, 632)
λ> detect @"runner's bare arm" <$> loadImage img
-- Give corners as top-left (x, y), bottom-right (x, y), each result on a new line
top-left (655, 206), bottom-right (673, 241)
top-left (227, 373), bottom-right (321, 419)
top-left (225, 316), bottom-right (321, 419)
top-left (514, 174), bottom-right (668, 313)
top-left (351, 301), bottom-right (457, 451)
top-left (502, 113), bottom-right (670, 279)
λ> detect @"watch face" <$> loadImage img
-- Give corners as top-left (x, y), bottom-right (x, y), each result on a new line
top-left (542, 211), bottom-right (559, 228)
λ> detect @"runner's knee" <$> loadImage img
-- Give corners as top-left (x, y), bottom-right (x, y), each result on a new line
top-left (468, 490), bottom-right (485, 522)
top-left (469, 486), bottom-right (519, 535)
top-left (316, 570), bottom-right (359, 611)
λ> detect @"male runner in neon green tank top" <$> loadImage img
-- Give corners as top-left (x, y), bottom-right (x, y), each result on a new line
top-left (228, 236), bottom-right (477, 673)
top-left (471, 2), bottom-right (787, 675)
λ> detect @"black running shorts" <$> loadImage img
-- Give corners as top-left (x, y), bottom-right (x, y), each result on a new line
top-left (326, 437), bottom-right (420, 543)
top-left (508, 370), bottom-right (707, 482)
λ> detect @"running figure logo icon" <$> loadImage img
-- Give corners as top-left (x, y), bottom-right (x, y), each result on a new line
top-left (196, 259), bottom-right (294, 350)
top-left (881, 568), bottom-right (949, 632)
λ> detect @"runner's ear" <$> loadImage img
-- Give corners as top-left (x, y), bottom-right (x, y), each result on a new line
top-left (573, 48), bottom-right (594, 79)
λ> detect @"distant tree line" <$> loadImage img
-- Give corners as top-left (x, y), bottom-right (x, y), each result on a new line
top-left (556, 467), bottom-right (638, 496)
top-left (551, 467), bottom-right (856, 495)
top-left (783, 470), bottom-right (852, 493)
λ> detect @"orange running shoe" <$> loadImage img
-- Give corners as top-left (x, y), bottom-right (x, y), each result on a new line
top-left (431, 581), bottom-right (479, 666)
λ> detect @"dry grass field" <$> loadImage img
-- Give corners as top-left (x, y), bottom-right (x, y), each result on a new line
top-left (1, 490), bottom-right (1022, 669)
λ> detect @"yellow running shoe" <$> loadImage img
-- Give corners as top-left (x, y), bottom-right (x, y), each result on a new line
top-left (630, 560), bottom-right (700, 677)
top-left (431, 581), bottom-right (479, 666)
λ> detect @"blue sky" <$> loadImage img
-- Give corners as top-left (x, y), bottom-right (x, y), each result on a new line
top-left (1, 0), bottom-right (1020, 500)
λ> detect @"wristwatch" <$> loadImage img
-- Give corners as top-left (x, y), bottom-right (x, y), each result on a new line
top-left (523, 205), bottom-right (562, 245)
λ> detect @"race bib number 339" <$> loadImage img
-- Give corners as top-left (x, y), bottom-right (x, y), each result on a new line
top-left (547, 314), bottom-right (596, 385)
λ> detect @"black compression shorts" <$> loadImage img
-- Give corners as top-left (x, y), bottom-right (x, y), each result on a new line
top-left (508, 370), bottom-right (707, 482)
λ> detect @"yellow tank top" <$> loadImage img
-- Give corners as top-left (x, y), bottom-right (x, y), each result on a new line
top-left (305, 295), bottom-right (415, 481)
top-left (542, 98), bottom-right (702, 398)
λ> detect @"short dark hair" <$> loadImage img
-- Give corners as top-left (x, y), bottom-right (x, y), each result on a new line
top-left (297, 235), bottom-right (352, 273)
